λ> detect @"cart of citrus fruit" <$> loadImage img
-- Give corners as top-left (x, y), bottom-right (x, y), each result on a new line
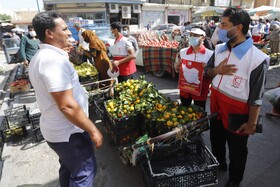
top-left (100, 75), bottom-right (208, 146)
top-left (94, 76), bottom-right (219, 187)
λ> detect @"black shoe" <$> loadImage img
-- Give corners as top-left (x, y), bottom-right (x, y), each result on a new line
top-left (225, 180), bottom-right (240, 187)
top-left (218, 162), bottom-right (227, 172)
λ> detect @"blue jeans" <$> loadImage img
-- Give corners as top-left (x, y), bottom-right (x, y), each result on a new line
top-left (47, 132), bottom-right (97, 187)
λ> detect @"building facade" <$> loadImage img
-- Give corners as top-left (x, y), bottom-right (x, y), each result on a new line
top-left (43, 0), bottom-right (193, 30)
top-left (42, 0), bottom-right (280, 30)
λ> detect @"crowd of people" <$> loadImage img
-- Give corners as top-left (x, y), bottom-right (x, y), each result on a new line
top-left (5, 5), bottom-right (278, 187)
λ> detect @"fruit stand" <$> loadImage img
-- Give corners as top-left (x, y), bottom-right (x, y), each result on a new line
top-left (89, 75), bottom-right (219, 187)
top-left (69, 47), bottom-right (219, 186)
top-left (134, 31), bottom-right (179, 77)
top-left (253, 41), bottom-right (280, 66)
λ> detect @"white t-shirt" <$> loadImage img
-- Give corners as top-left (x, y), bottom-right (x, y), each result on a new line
top-left (78, 28), bottom-right (89, 50)
top-left (29, 44), bottom-right (87, 142)
top-left (252, 24), bottom-right (265, 36)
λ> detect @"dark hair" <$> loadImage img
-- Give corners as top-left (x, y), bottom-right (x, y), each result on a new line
top-left (32, 12), bottom-right (62, 42)
top-left (123, 25), bottom-right (130, 30)
top-left (27, 25), bottom-right (34, 30)
top-left (111, 22), bottom-right (122, 32)
top-left (222, 7), bottom-right (250, 35)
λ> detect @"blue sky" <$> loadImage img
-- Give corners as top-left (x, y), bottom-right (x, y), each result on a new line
top-left (0, 0), bottom-right (44, 10)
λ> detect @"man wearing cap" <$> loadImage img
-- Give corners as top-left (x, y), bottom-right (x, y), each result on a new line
top-left (205, 7), bottom-right (269, 187)
top-left (176, 28), bottom-right (213, 110)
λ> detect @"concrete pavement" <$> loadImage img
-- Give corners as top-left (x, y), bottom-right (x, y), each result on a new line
top-left (0, 49), bottom-right (280, 187)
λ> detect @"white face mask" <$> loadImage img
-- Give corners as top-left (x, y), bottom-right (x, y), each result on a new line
top-left (29, 31), bottom-right (36, 37)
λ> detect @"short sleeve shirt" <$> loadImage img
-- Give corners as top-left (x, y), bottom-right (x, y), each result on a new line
top-left (29, 44), bottom-right (87, 142)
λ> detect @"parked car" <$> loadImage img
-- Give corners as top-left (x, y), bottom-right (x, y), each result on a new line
top-left (151, 23), bottom-right (177, 34)
top-left (86, 26), bottom-right (115, 58)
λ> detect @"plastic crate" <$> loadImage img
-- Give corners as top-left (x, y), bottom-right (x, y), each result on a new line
top-left (33, 127), bottom-right (44, 142)
top-left (141, 142), bottom-right (218, 187)
top-left (29, 113), bottom-right (44, 142)
top-left (103, 106), bottom-right (144, 145)
top-left (1, 126), bottom-right (28, 142)
top-left (4, 105), bottom-right (30, 129)
top-left (30, 113), bottom-right (41, 129)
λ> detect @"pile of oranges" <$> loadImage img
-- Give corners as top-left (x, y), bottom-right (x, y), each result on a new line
top-left (105, 76), bottom-right (205, 132)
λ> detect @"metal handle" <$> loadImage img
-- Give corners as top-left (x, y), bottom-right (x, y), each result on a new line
top-left (132, 112), bottom-right (218, 149)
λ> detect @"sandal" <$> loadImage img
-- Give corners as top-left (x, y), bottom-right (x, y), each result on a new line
top-left (265, 112), bottom-right (280, 118)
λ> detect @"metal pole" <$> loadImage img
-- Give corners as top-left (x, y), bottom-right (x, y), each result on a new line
top-left (36, 0), bottom-right (40, 12)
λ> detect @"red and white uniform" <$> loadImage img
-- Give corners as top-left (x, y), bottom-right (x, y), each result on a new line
top-left (111, 35), bottom-right (136, 76)
top-left (210, 42), bottom-right (268, 130)
top-left (179, 45), bottom-right (214, 100)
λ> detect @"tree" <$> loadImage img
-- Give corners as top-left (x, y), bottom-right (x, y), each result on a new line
top-left (0, 14), bottom-right (12, 22)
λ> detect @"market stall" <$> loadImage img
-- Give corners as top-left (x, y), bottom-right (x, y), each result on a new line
top-left (133, 30), bottom-right (179, 77)
top-left (142, 46), bottom-right (178, 78)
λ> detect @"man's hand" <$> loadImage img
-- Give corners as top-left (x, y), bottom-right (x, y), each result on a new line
top-left (215, 58), bottom-right (238, 76)
top-left (111, 60), bottom-right (120, 72)
top-left (89, 128), bottom-right (103, 148)
top-left (236, 123), bottom-right (256, 135)
top-left (23, 60), bottom-right (28, 66)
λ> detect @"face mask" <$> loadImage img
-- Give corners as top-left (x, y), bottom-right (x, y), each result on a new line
top-left (122, 31), bottom-right (128, 37)
top-left (29, 31), bottom-right (36, 37)
top-left (218, 26), bottom-right (237, 43)
top-left (189, 36), bottom-right (201, 47)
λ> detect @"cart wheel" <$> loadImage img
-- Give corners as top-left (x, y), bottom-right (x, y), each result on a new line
top-left (152, 70), bottom-right (166, 78)
top-left (119, 149), bottom-right (129, 165)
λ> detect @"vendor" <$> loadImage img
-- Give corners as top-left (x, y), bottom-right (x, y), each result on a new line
top-left (171, 26), bottom-right (184, 41)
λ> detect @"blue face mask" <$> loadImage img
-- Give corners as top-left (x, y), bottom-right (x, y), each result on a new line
top-left (122, 31), bottom-right (128, 37)
top-left (218, 26), bottom-right (237, 43)
top-left (189, 36), bottom-right (200, 47)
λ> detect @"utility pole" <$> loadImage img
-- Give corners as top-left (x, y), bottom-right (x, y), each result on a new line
top-left (36, 0), bottom-right (40, 12)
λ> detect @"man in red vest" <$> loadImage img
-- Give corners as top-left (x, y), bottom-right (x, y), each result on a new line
top-left (110, 22), bottom-right (136, 83)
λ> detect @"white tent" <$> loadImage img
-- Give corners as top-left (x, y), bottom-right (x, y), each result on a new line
top-left (248, 6), bottom-right (280, 16)
top-left (193, 6), bottom-right (225, 17)
top-left (264, 12), bottom-right (280, 20)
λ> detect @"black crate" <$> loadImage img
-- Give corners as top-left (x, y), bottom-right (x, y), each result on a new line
top-left (33, 127), bottom-right (44, 142)
top-left (79, 75), bottom-right (99, 91)
top-left (0, 118), bottom-right (9, 131)
top-left (103, 108), bottom-right (144, 145)
top-left (141, 142), bottom-right (218, 187)
top-left (29, 113), bottom-right (44, 142)
top-left (4, 105), bottom-right (30, 129)
top-left (30, 113), bottom-right (41, 129)
top-left (1, 126), bottom-right (28, 142)
top-left (104, 102), bottom-right (143, 131)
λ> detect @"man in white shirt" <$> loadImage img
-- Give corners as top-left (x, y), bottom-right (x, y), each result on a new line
top-left (122, 25), bottom-right (139, 56)
top-left (29, 12), bottom-right (103, 187)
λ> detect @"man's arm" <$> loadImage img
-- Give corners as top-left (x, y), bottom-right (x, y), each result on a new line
top-left (237, 60), bottom-right (268, 134)
top-left (51, 89), bottom-right (103, 148)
